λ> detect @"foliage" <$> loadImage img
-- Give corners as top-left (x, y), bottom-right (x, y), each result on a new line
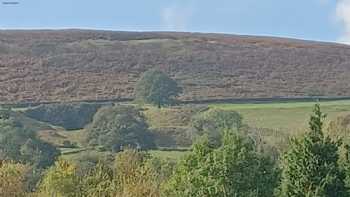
top-left (135, 69), bottom-right (182, 108)
top-left (37, 150), bottom-right (163, 197)
top-left (146, 156), bottom-right (177, 183)
top-left (0, 161), bottom-right (29, 197)
top-left (86, 105), bottom-right (156, 152)
top-left (113, 149), bottom-right (161, 197)
top-left (79, 162), bottom-right (115, 197)
top-left (0, 113), bottom-right (59, 192)
top-left (328, 114), bottom-right (350, 143)
top-left (190, 108), bottom-right (243, 146)
top-left (163, 130), bottom-right (279, 197)
top-left (280, 104), bottom-right (347, 197)
top-left (24, 103), bottom-right (103, 130)
top-left (69, 151), bottom-right (114, 177)
top-left (6, 101), bottom-right (350, 196)
top-left (0, 117), bottom-right (59, 169)
top-left (37, 159), bottom-right (80, 197)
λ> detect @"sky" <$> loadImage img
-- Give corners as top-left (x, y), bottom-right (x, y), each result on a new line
top-left (0, 0), bottom-right (350, 43)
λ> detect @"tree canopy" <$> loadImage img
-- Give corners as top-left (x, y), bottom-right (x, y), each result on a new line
top-left (163, 130), bottom-right (279, 197)
top-left (0, 161), bottom-right (29, 197)
top-left (280, 104), bottom-right (347, 196)
top-left (190, 108), bottom-right (243, 146)
top-left (0, 116), bottom-right (59, 169)
top-left (37, 149), bottom-right (163, 197)
top-left (86, 105), bottom-right (156, 152)
top-left (135, 69), bottom-right (182, 108)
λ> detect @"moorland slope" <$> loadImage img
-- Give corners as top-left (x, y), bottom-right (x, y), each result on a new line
top-left (1, 30), bottom-right (350, 103)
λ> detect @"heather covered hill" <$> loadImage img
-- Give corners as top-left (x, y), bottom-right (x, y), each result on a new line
top-left (1, 30), bottom-right (350, 103)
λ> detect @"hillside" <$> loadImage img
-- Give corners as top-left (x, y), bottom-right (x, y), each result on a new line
top-left (1, 30), bottom-right (350, 103)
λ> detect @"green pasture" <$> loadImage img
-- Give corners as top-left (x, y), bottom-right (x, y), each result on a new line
top-left (209, 100), bottom-right (350, 132)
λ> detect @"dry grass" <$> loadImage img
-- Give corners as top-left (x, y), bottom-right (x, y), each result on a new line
top-left (37, 129), bottom-right (85, 147)
top-left (1, 30), bottom-right (350, 103)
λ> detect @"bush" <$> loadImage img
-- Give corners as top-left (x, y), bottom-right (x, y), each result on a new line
top-left (24, 102), bottom-right (104, 130)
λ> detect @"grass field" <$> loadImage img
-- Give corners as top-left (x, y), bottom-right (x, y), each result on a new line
top-left (149, 150), bottom-right (189, 160)
top-left (209, 100), bottom-right (350, 132)
top-left (61, 149), bottom-right (189, 162)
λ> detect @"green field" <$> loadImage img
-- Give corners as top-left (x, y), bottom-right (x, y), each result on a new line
top-left (149, 150), bottom-right (189, 160)
top-left (210, 100), bottom-right (350, 132)
top-left (61, 149), bottom-right (188, 162)
top-left (9, 100), bottom-right (350, 163)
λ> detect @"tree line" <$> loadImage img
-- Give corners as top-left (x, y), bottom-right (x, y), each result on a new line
top-left (3, 104), bottom-right (350, 196)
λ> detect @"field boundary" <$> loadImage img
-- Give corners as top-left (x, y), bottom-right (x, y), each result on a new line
top-left (3, 96), bottom-right (350, 108)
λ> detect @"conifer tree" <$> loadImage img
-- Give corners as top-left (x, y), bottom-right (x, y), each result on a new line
top-left (280, 104), bottom-right (347, 196)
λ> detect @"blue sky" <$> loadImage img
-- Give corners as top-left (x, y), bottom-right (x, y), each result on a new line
top-left (0, 0), bottom-right (350, 43)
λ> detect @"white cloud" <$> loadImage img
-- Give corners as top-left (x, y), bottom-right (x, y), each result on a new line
top-left (161, 4), bottom-right (194, 31)
top-left (336, 0), bottom-right (350, 44)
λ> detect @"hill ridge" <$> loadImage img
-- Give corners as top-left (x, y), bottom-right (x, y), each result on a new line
top-left (0, 30), bottom-right (350, 103)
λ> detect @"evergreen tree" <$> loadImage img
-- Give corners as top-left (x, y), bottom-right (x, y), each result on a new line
top-left (280, 104), bottom-right (347, 196)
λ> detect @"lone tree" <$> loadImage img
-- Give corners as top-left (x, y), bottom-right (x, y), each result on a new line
top-left (280, 104), bottom-right (347, 196)
top-left (135, 69), bottom-right (182, 108)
